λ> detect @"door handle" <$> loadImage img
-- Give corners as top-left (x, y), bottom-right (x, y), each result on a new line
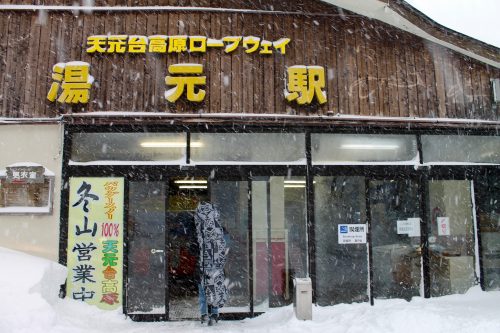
top-left (151, 249), bottom-right (164, 254)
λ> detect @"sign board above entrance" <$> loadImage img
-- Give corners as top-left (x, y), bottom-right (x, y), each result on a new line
top-left (46, 32), bottom-right (328, 107)
top-left (87, 35), bottom-right (291, 55)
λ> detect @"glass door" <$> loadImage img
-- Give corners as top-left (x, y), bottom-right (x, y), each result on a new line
top-left (125, 175), bottom-right (251, 320)
top-left (167, 176), bottom-right (251, 319)
top-left (211, 179), bottom-right (250, 314)
top-left (252, 176), bottom-right (308, 311)
top-left (477, 170), bottom-right (500, 291)
top-left (369, 178), bottom-right (422, 301)
top-left (166, 177), bottom-right (205, 320)
top-left (314, 174), bottom-right (423, 305)
top-left (126, 181), bottom-right (168, 316)
top-left (427, 179), bottom-right (477, 296)
top-left (314, 176), bottom-right (369, 305)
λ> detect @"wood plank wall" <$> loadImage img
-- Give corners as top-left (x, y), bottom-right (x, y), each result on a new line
top-left (0, 0), bottom-right (333, 12)
top-left (0, 7), bottom-right (498, 120)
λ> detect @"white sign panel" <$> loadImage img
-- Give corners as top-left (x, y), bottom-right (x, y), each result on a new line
top-left (407, 218), bottom-right (421, 237)
top-left (338, 224), bottom-right (367, 244)
top-left (397, 218), bottom-right (421, 237)
top-left (437, 217), bottom-right (451, 236)
top-left (397, 220), bottom-right (413, 235)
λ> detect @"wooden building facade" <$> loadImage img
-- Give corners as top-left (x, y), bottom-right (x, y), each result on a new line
top-left (0, 0), bottom-right (499, 322)
top-left (0, 1), bottom-right (499, 121)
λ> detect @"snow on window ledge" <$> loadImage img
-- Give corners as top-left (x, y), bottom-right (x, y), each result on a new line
top-left (68, 158), bottom-right (188, 166)
top-left (0, 206), bottom-right (52, 214)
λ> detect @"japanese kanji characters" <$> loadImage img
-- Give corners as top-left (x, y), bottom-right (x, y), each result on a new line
top-left (72, 181), bottom-right (99, 213)
top-left (285, 65), bottom-right (327, 105)
top-left (67, 178), bottom-right (124, 310)
top-left (165, 64), bottom-right (207, 103)
top-left (52, 36), bottom-right (328, 107)
top-left (86, 35), bottom-right (290, 55)
top-left (47, 62), bottom-right (93, 104)
top-left (128, 35), bottom-right (148, 53)
top-left (86, 35), bottom-right (107, 53)
top-left (168, 35), bottom-right (189, 53)
top-left (149, 35), bottom-right (168, 53)
top-left (106, 35), bottom-right (127, 53)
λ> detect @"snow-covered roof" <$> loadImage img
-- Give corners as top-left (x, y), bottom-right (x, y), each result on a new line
top-left (321, 0), bottom-right (500, 68)
top-left (0, 163), bottom-right (55, 177)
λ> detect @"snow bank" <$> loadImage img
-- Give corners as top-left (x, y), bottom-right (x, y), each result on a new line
top-left (1, 246), bottom-right (500, 333)
top-left (0, 246), bottom-right (66, 333)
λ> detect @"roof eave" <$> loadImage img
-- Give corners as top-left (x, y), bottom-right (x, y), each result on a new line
top-left (320, 0), bottom-right (500, 68)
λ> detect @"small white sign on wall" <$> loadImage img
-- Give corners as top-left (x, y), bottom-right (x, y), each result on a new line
top-left (397, 218), bottom-right (421, 237)
top-left (338, 224), bottom-right (367, 244)
top-left (407, 218), bottom-right (421, 237)
top-left (437, 217), bottom-right (451, 236)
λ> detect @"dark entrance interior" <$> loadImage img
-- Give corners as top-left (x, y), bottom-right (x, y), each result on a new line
top-left (126, 177), bottom-right (206, 320)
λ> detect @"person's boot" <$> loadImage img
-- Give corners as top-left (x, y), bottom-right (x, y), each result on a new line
top-left (208, 313), bottom-right (218, 326)
top-left (200, 314), bottom-right (208, 324)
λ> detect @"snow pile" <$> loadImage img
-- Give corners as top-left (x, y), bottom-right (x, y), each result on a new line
top-left (0, 247), bottom-right (66, 332)
top-left (1, 246), bottom-right (500, 333)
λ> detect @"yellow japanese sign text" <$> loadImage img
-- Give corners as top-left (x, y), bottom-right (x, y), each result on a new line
top-left (285, 65), bottom-right (327, 105)
top-left (87, 35), bottom-right (290, 55)
top-left (66, 177), bottom-right (124, 310)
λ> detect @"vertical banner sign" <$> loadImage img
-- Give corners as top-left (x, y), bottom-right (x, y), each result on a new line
top-left (67, 177), bottom-right (124, 310)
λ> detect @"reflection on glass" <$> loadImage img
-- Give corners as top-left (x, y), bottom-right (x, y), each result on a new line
top-left (311, 134), bottom-right (418, 164)
top-left (422, 135), bottom-right (500, 164)
top-left (477, 174), bottom-right (500, 291)
top-left (211, 180), bottom-right (250, 313)
top-left (428, 180), bottom-right (476, 296)
top-left (190, 133), bottom-right (306, 164)
top-left (127, 182), bottom-right (166, 314)
top-left (369, 179), bottom-right (422, 300)
top-left (71, 132), bottom-right (186, 163)
top-left (314, 176), bottom-right (368, 305)
top-left (252, 176), bottom-right (307, 311)
top-left (166, 178), bottom-right (202, 320)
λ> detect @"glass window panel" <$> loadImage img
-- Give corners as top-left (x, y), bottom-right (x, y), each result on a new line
top-left (127, 181), bottom-right (167, 314)
top-left (428, 180), bottom-right (476, 296)
top-left (71, 132), bottom-right (186, 163)
top-left (252, 176), bottom-right (308, 311)
top-left (311, 134), bottom-right (418, 164)
top-left (477, 173), bottom-right (500, 291)
top-left (166, 178), bottom-right (201, 320)
top-left (314, 176), bottom-right (369, 305)
top-left (211, 180), bottom-right (250, 313)
top-left (190, 133), bottom-right (306, 164)
top-left (369, 179), bottom-right (422, 300)
top-left (422, 135), bottom-right (500, 164)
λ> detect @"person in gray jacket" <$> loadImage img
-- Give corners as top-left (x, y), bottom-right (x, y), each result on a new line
top-left (194, 201), bottom-right (228, 326)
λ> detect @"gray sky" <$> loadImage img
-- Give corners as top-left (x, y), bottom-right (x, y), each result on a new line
top-left (405, 0), bottom-right (500, 47)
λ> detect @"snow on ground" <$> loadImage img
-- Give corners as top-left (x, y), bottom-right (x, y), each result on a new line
top-left (1, 246), bottom-right (500, 333)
